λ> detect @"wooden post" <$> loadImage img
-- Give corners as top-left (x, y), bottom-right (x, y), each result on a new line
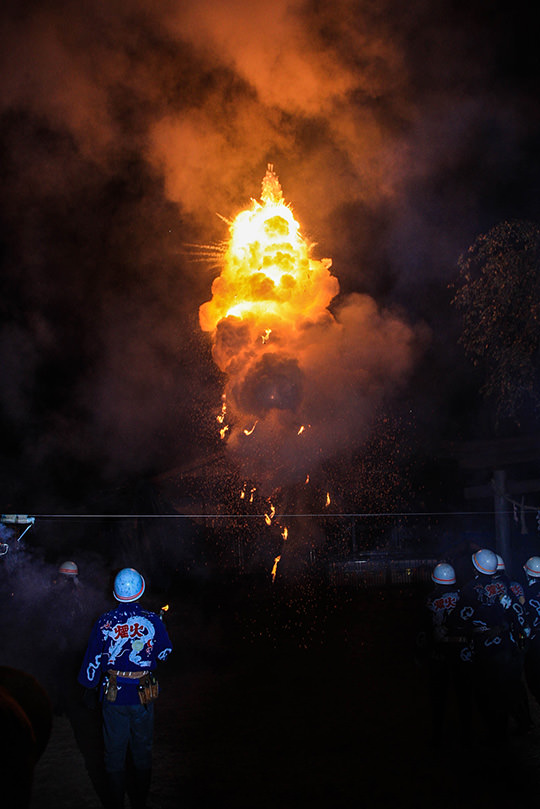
top-left (493, 469), bottom-right (512, 574)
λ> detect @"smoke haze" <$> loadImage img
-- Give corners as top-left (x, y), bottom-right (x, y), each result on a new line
top-left (0, 0), bottom-right (539, 507)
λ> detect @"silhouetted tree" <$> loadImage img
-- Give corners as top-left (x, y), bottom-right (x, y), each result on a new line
top-left (452, 220), bottom-right (540, 424)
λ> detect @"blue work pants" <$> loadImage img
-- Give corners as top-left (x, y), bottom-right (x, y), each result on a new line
top-left (102, 701), bottom-right (154, 772)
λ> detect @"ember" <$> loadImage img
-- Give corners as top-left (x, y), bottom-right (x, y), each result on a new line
top-left (271, 555), bottom-right (281, 583)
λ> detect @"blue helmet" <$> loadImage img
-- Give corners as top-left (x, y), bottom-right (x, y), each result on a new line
top-left (431, 562), bottom-right (456, 585)
top-left (59, 560), bottom-right (79, 577)
top-left (472, 548), bottom-right (498, 575)
top-left (524, 556), bottom-right (540, 578)
top-left (113, 568), bottom-right (145, 602)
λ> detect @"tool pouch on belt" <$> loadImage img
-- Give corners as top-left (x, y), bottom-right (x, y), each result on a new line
top-left (138, 672), bottom-right (159, 706)
top-left (104, 671), bottom-right (118, 703)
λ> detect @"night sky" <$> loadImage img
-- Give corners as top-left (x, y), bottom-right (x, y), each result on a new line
top-left (1, 0), bottom-right (539, 512)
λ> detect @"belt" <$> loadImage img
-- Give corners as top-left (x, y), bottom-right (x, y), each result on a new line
top-left (473, 624), bottom-right (509, 638)
top-left (440, 636), bottom-right (468, 644)
top-left (108, 669), bottom-right (147, 679)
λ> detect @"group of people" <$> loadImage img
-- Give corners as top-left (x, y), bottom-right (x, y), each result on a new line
top-left (423, 547), bottom-right (540, 747)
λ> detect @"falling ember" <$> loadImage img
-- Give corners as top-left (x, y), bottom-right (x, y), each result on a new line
top-left (249, 487), bottom-right (256, 503)
top-left (216, 396), bottom-right (227, 424)
top-left (281, 527), bottom-right (288, 540)
top-left (271, 555), bottom-right (281, 583)
top-left (243, 421), bottom-right (258, 436)
top-left (325, 492), bottom-right (331, 507)
top-left (297, 425), bottom-right (305, 435)
top-left (264, 501), bottom-right (276, 526)
top-left (219, 425), bottom-right (229, 440)
top-left (240, 484), bottom-right (246, 499)
top-left (305, 474), bottom-right (310, 484)
top-left (261, 329), bottom-right (272, 344)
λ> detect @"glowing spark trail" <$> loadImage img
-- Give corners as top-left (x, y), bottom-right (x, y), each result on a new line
top-left (264, 501), bottom-right (276, 525)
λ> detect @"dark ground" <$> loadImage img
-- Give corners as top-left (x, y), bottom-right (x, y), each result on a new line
top-left (16, 576), bottom-right (540, 808)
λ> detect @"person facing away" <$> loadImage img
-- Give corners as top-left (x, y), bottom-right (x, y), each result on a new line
top-left (522, 556), bottom-right (540, 710)
top-left (459, 548), bottom-right (522, 745)
top-left (78, 567), bottom-right (172, 809)
top-left (492, 554), bottom-right (533, 734)
top-left (424, 561), bottom-right (473, 746)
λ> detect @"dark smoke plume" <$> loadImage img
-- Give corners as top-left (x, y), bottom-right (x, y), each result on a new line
top-left (0, 0), bottom-right (538, 506)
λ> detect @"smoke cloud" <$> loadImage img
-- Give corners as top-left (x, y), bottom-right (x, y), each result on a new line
top-left (0, 0), bottom-right (538, 506)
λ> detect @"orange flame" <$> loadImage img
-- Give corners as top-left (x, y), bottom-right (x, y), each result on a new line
top-left (325, 492), bottom-right (331, 507)
top-left (264, 502), bottom-right (276, 525)
top-left (243, 421), bottom-right (258, 436)
top-left (199, 165), bottom-right (338, 440)
top-left (200, 165), bottom-right (336, 332)
top-left (271, 555), bottom-right (281, 583)
top-left (281, 527), bottom-right (288, 540)
top-left (216, 396), bottom-right (227, 424)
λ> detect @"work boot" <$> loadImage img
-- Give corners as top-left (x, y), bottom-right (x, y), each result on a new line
top-left (105, 769), bottom-right (125, 808)
top-left (131, 767), bottom-right (151, 808)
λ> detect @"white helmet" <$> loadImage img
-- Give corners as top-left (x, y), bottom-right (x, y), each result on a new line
top-left (59, 560), bottom-right (78, 577)
top-left (113, 568), bottom-right (145, 602)
top-left (431, 563), bottom-right (456, 585)
top-left (496, 554), bottom-right (505, 572)
top-left (524, 556), bottom-right (540, 578)
top-left (472, 548), bottom-right (498, 575)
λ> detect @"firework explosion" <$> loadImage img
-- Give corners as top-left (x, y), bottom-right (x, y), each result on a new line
top-left (199, 165), bottom-right (420, 492)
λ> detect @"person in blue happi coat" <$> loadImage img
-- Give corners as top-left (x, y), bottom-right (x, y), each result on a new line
top-left (459, 549), bottom-right (522, 745)
top-left (78, 567), bottom-right (172, 808)
top-left (423, 561), bottom-right (473, 746)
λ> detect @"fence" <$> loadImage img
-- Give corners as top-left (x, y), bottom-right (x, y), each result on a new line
top-left (328, 554), bottom-right (438, 587)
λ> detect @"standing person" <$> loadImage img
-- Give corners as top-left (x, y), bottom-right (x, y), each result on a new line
top-left (522, 556), bottom-right (540, 709)
top-left (459, 548), bottom-right (521, 745)
top-left (492, 554), bottom-right (533, 734)
top-left (423, 562), bottom-right (473, 746)
top-left (49, 560), bottom-right (84, 715)
top-left (78, 567), bottom-right (172, 809)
